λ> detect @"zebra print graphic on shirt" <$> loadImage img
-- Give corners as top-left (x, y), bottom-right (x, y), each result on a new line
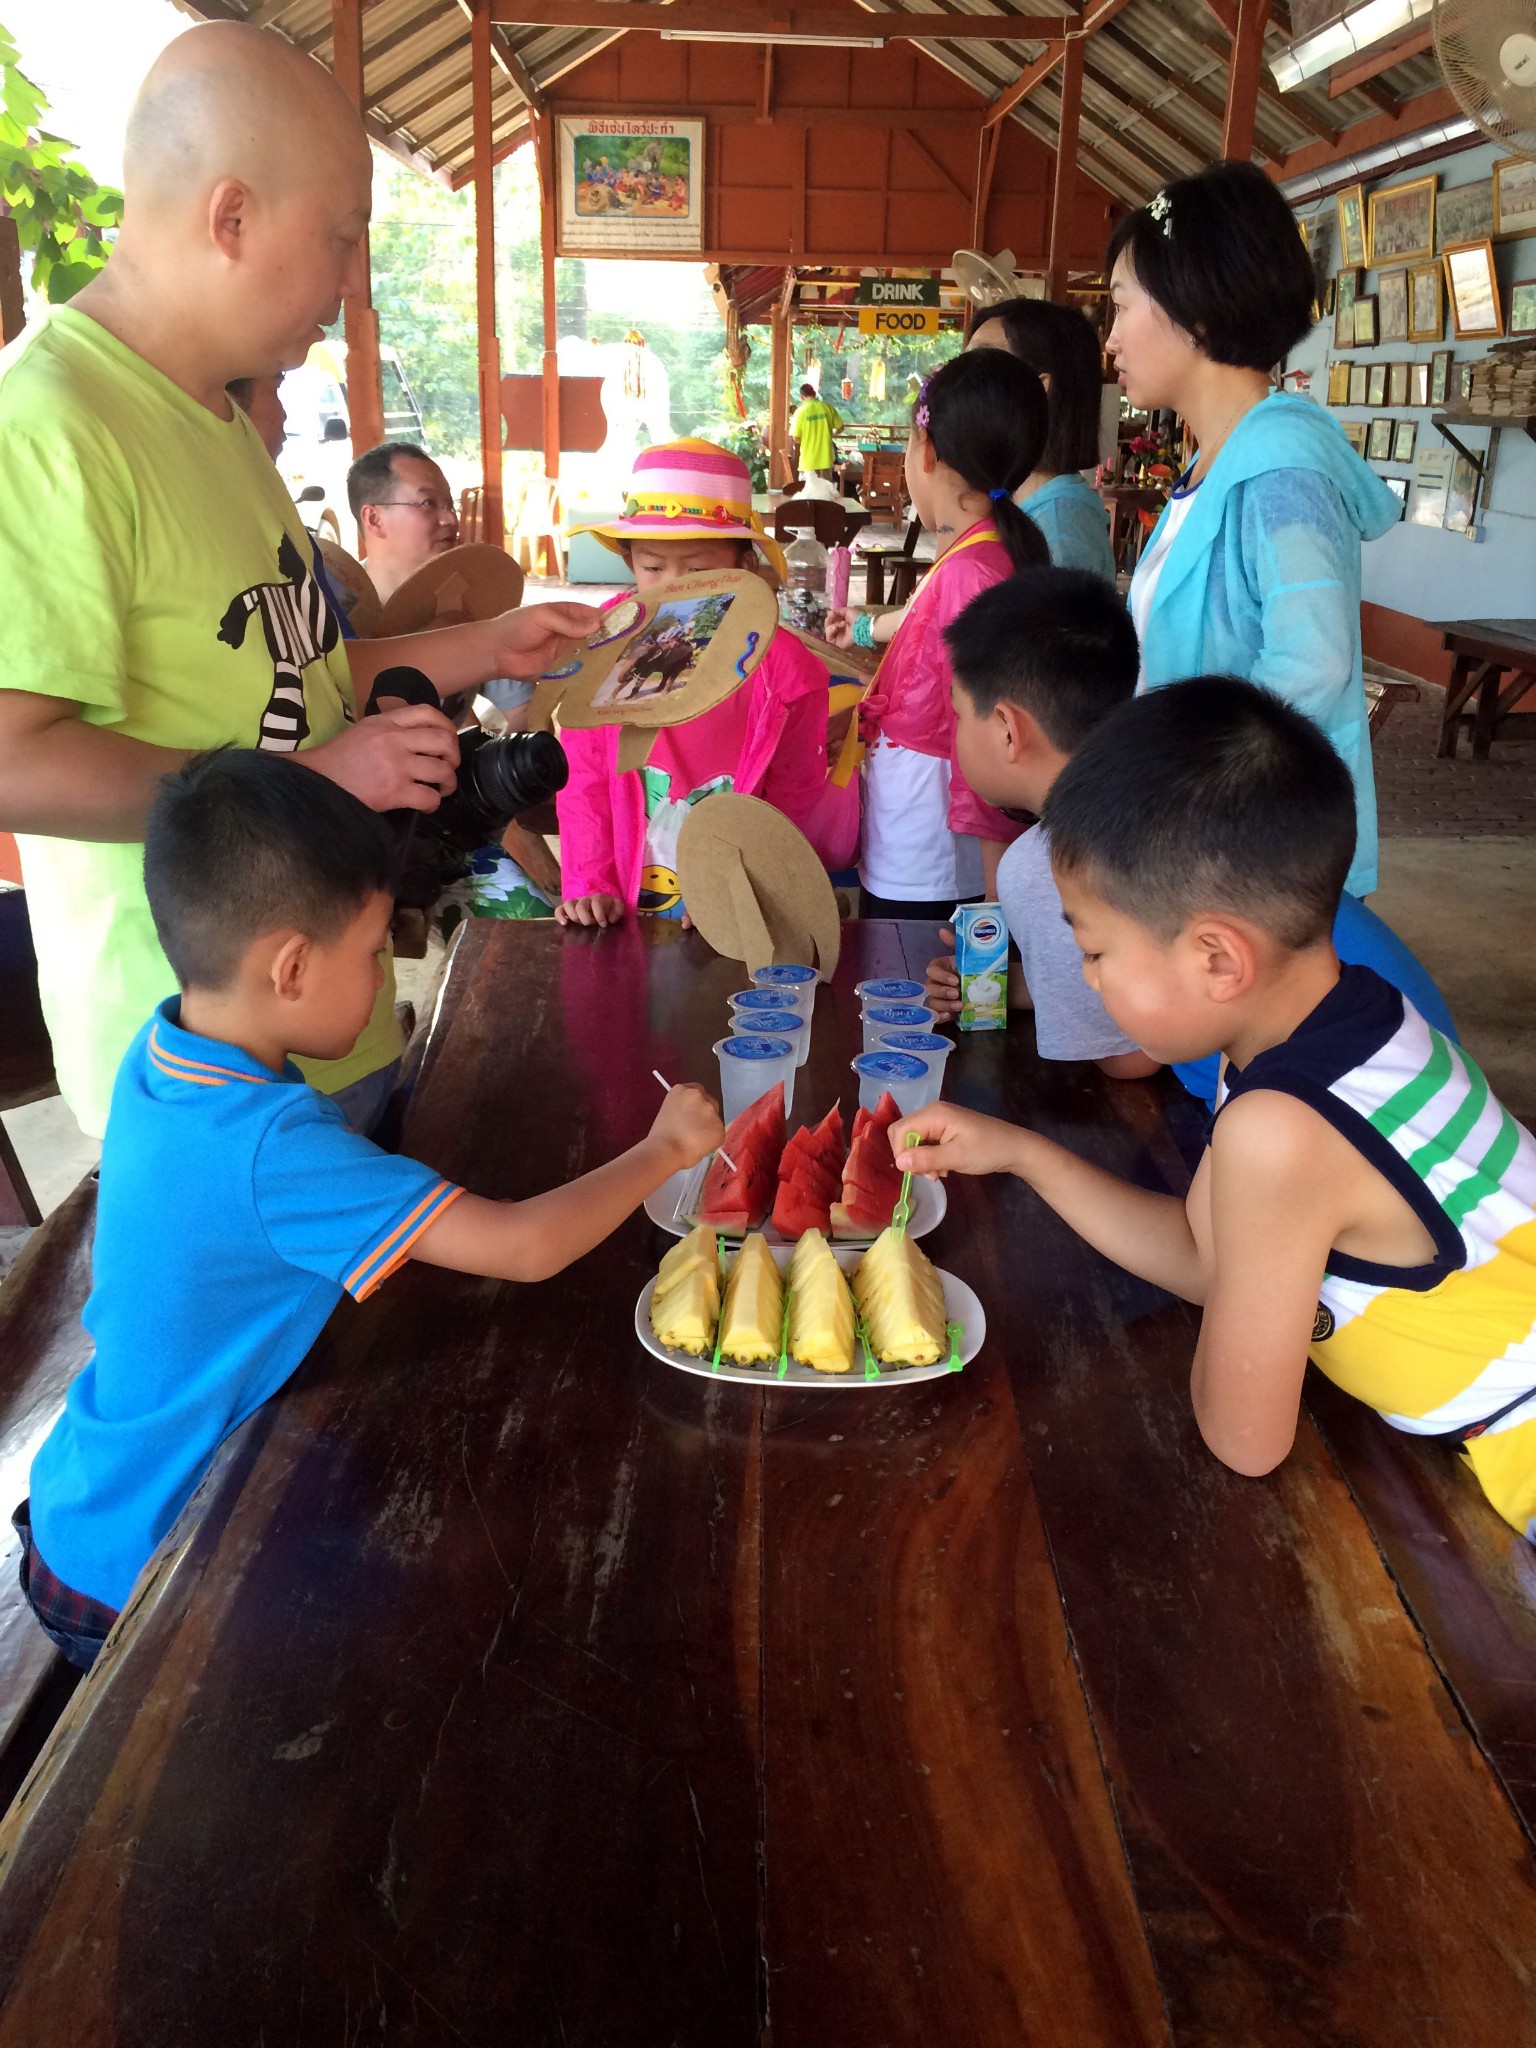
top-left (217, 532), bottom-right (341, 751)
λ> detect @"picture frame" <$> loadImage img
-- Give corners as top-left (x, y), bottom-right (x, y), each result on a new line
top-left (1436, 177), bottom-right (1495, 254)
top-left (1510, 280), bottom-right (1536, 337)
top-left (1367, 416), bottom-right (1394, 461)
top-left (1411, 361), bottom-right (1430, 408)
top-left (1410, 446), bottom-right (1453, 526)
top-left (1353, 294), bottom-right (1379, 348)
top-left (1456, 361), bottom-right (1475, 402)
top-left (1336, 184), bottom-right (1368, 270)
top-left (1392, 419), bottom-right (1418, 464)
top-left (1430, 349), bottom-right (1454, 406)
top-left (1342, 420), bottom-right (1369, 455)
top-left (1369, 175), bottom-right (1436, 267)
top-left (1334, 267), bottom-right (1359, 350)
top-left (1387, 361), bottom-right (1410, 408)
top-left (1377, 266), bottom-right (1410, 344)
top-left (1444, 451), bottom-right (1480, 535)
top-left (1443, 239), bottom-right (1503, 340)
top-left (1493, 156), bottom-right (1536, 240)
top-left (1348, 364), bottom-right (1370, 405)
top-left (1324, 276), bottom-right (1337, 315)
top-left (1408, 262), bottom-right (1443, 341)
top-left (1385, 476), bottom-right (1408, 518)
top-left (1367, 363), bottom-right (1388, 406)
top-left (555, 115), bottom-right (706, 256)
top-left (1327, 360), bottom-right (1351, 406)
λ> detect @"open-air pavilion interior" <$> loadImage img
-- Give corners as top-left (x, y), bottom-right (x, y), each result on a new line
top-left (1, 0), bottom-right (1535, 2038)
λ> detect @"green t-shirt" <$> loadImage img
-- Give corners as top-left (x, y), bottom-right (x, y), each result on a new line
top-left (0, 310), bottom-right (399, 1138)
top-left (791, 397), bottom-right (842, 473)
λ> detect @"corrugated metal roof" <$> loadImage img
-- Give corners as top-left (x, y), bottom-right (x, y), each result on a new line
top-left (180, 0), bottom-right (1459, 202)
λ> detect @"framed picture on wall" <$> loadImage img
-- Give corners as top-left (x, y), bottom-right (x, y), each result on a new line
top-left (1367, 363), bottom-right (1388, 405)
top-left (1411, 361), bottom-right (1430, 407)
top-left (1393, 419), bottom-right (1418, 464)
top-left (1367, 416), bottom-right (1394, 461)
top-left (1342, 420), bottom-right (1369, 455)
top-left (1444, 452), bottom-right (1481, 534)
top-left (1430, 349), bottom-right (1454, 405)
top-left (1353, 295), bottom-right (1379, 347)
top-left (1436, 178), bottom-right (1495, 253)
top-left (1408, 262), bottom-right (1444, 340)
top-left (1385, 476), bottom-right (1408, 518)
top-left (1336, 185), bottom-right (1368, 269)
top-left (1334, 267), bottom-right (1359, 348)
top-left (1327, 361), bottom-right (1351, 405)
top-left (1444, 239), bottom-right (1503, 339)
top-left (1411, 446), bottom-right (1453, 525)
top-left (1369, 175), bottom-right (1436, 266)
top-left (1349, 364), bottom-right (1370, 405)
top-left (1510, 281), bottom-right (1536, 336)
top-left (1387, 361), bottom-right (1411, 407)
top-left (1494, 156), bottom-right (1536, 239)
top-left (1324, 277), bottom-right (1337, 315)
top-left (1377, 266), bottom-right (1410, 344)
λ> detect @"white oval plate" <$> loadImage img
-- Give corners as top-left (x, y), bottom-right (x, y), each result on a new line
top-left (644, 1164), bottom-right (946, 1245)
top-left (636, 1240), bottom-right (984, 1390)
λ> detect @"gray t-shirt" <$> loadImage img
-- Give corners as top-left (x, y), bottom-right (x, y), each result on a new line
top-left (996, 825), bottom-right (1139, 1062)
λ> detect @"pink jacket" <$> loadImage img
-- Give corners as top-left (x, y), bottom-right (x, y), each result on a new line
top-left (557, 629), bottom-right (833, 904)
top-left (858, 521), bottom-right (1024, 844)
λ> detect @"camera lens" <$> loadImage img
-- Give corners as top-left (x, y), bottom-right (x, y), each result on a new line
top-left (465, 729), bottom-right (569, 820)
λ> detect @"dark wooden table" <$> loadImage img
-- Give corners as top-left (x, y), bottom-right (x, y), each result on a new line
top-left (1435, 617), bottom-right (1536, 759)
top-left (1, 919), bottom-right (1534, 2045)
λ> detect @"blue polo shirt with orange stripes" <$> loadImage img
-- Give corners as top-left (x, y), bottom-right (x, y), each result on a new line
top-left (28, 997), bottom-right (462, 1611)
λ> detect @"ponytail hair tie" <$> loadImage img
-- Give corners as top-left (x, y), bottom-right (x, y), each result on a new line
top-left (989, 488), bottom-right (1010, 502)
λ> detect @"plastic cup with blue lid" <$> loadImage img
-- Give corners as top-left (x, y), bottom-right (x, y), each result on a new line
top-left (861, 1002), bottom-right (935, 1054)
top-left (729, 1007), bottom-right (807, 1066)
top-left (855, 977), bottom-right (925, 1013)
top-left (850, 1049), bottom-right (930, 1116)
top-left (713, 1034), bottom-right (796, 1122)
top-left (750, 962), bottom-right (818, 1036)
top-left (877, 1030), bottom-right (952, 1106)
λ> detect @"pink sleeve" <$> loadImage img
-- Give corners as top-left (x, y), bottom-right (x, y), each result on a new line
top-left (757, 640), bottom-right (833, 855)
top-left (554, 725), bottom-right (624, 901)
top-left (925, 553), bottom-right (1027, 847)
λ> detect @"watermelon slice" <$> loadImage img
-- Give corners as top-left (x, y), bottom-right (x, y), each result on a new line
top-left (831, 1091), bottom-right (905, 1237)
top-left (697, 1084), bottom-right (786, 1231)
top-left (770, 1103), bottom-right (847, 1238)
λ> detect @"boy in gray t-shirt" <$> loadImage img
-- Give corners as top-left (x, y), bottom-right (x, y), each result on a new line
top-left (923, 569), bottom-right (1159, 1079)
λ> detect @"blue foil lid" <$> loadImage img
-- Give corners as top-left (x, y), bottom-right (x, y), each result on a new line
top-left (732, 987), bottom-right (790, 1008)
top-left (857, 978), bottom-right (924, 1002)
top-left (718, 1035), bottom-right (793, 1061)
top-left (865, 1004), bottom-right (932, 1028)
top-left (880, 1031), bottom-right (945, 1054)
top-left (733, 1011), bottom-right (801, 1035)
top-left (753, 964), bottom-right (817, 984)
top-left (851, 1051), bottom-right (928, 1081)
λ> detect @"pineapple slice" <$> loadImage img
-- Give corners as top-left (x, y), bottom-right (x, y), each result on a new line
top-left (853, 1227), bottom-right (947, 1366)
top-left (787, 1228), bottom-right (855, 1376)
top-left (652, 1224), bottom-right (721, 1356)
top-left (719, 1233), bottom-right (785, 1365)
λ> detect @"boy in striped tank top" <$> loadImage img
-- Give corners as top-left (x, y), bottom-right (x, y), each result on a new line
top-left (895, 677), bottom-right (1536, 1540)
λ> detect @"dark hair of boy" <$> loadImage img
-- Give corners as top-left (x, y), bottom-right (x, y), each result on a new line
top-left (144, 749), bottom-right (399, 990)
top-left (1043, 675), bottom-right (1356, 950)
top-left (965, 297), bottom-right (1104, 473)
top-left (346, 440), bottom-right (433, 520)
top-left (1105, 161), bottom-right (1316, 372)
top-left (918, 349), bottom-right (1051, 577)
top-left (943, 568), bottom-right (1138, 751)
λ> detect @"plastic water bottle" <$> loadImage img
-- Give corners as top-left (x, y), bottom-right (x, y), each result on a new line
top-left (780, 529), bottom-right (828, 636)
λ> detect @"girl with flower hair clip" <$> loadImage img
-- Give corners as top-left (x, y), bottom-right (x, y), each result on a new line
top-left (827, 346), bottom-right (1051, 917)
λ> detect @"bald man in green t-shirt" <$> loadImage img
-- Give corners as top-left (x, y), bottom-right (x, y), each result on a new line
top-left (0, 24), bottom-right (595, 1138)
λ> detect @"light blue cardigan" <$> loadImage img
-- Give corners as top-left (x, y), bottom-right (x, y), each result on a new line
top-left (1133, 391), bottom-right (1400, 897)
top-left (1018, 472), bottom-right (1117, 582)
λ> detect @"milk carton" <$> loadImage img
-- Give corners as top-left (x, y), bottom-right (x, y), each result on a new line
top-left (952, 902), bottom-right (1009, 1031)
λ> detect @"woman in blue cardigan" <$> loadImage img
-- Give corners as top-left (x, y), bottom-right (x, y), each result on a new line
top-left (1108, 162), bottom-right (1399, 897)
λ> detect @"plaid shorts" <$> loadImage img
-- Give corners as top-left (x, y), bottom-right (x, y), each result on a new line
top-left (11, 1500), bottom-right (118, 1670)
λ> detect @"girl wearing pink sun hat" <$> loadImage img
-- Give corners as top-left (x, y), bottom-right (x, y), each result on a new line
top-left (556, 439), bottom-right (835, 925)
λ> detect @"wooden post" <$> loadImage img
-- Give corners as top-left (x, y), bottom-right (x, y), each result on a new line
top-left (471, 0), bottom-right (505, 547)
top-left (768, 299), bottom-right (792, 490)
top-left (533, 110), bottom-right (560, 494)
top-left (1221, 0), bottom-right (1272, 162)
top-left (1045, 37), bottom-right (1083, 304)
top-left (331, 0), bottom-right (385, 458)
top-left (972, 121), bottom-right (1001, 251)
top-left (0, 217), bottom-right (23, 347)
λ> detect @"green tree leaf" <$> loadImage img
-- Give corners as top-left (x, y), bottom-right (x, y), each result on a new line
top-left (0, 20), bottom-right (121, 306)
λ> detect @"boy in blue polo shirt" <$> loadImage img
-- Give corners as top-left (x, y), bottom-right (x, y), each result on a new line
top-left (16, 749), bottom-right (722, 1668)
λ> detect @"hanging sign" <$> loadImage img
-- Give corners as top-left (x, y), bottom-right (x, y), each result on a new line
top-left (855, 277), bottom-right (940, 307)
top-left (557, 116), bottom-right (705, 255)
top-left (858, 304), bottom-right (942, 336)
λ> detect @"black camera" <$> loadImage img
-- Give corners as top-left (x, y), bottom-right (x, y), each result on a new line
top-left (366, 664), bottom-right (568, 905)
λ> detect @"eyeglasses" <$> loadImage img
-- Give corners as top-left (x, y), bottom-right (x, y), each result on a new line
top-left (374, 495), bottom-right (456, 517)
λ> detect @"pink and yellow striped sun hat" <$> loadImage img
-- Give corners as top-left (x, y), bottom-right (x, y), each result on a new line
top-left (573, 437), bottom-right (786, 581)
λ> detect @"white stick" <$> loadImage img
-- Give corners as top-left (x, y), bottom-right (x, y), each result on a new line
top-left (654, 1068), bottom-right (737, 1172)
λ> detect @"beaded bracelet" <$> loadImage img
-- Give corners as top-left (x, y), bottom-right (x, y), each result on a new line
top-left (852, 610), bottom-right (878, 650)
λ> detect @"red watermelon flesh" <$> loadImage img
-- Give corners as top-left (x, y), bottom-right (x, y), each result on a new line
top-left (696, 1083), bottom-right (785, 1230)
top-left (830, 1094), bottom-right (904, 1237)
top-left (769, 1103), bottom-right (848, 1237)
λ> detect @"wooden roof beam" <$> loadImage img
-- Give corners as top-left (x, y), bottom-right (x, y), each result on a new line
top-left (1326, 21), bottom-right (1432, 96)
top-left (376, 39), bottom-right (472, 121)
top-left (982, 0), bottom-right (1139, 129)
top-left (489, 2), bottom-right (1072, 35)
top-left (1080, 55), bottom-right (1209, 169)
top-left (1345, 74), bottom-right (1401, 116)
top-left (1180, 26), bottom-right (1338, 143)
top-left (897, 127), bottom-right (971, 205)
top-left (1096, 23), bottom-right (1282, 163)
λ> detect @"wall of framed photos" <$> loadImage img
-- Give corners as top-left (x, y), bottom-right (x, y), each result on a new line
top-left (1290, 140), bottom-right (1536, 638)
